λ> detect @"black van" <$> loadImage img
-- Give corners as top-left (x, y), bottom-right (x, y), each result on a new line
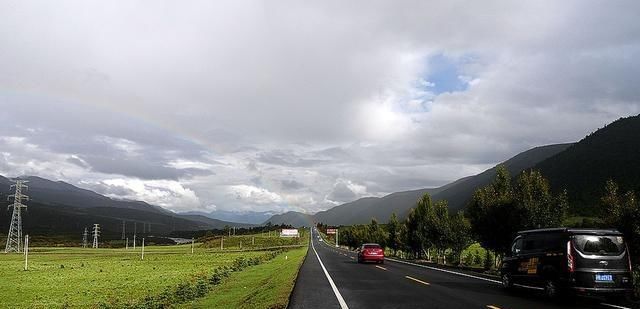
top-left (501, 228), bottom-right (633, 299)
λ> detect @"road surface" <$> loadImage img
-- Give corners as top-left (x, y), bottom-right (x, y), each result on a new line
top-left (288, 228), bottom-right (632, 309)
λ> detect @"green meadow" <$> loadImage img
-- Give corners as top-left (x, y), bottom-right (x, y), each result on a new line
top-left (0, 236), bottom-right (307, 308)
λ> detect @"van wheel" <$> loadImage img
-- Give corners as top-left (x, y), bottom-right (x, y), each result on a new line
top-left (544, 280), bottom-right (559, 299)
top-left (501, 273), bottom-right (513, 290)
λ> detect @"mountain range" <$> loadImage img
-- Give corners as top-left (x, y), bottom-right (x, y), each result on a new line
top-left (265, 115), bottom-right (640, 227)
top-left (0, 175), bottom-right (253, 238)
top-left (179, 210), bottom-right (275, 225)
top-left (263, 143), bottom-right (572, 227)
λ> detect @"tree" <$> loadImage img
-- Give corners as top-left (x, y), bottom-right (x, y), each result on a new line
top-left (403, 208), bottom-right (422, 258)
top-left (387, 213), bottom-right (401, 255)
top-left (467, 166), bottom-right (569, 260)
top-left (600, 179), bottom-right (640, 265)
top-left (448, 211), bottom-right (472, 265)
top-left (431, 200), bottom-right (451, 262)
top-left (514, 169), bottom-right (568, 229)
top-left (368, 218), bottom-right (387, 247)
top-left (466, 165), bottom-right (517, 257)
top-left (414, 193), bottom-right (436, 259)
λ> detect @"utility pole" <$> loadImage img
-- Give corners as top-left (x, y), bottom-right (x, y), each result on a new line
top-left (82, 227), bottom-right (88, 248)
top-left (24, 235), bottom-right (29, 270)
top-left (220, 237), bottom-right (224, 250)
top-left (335, 229), bottom-right (339, 248)
top-left (191, 238), bottom-right (194, 254)
top-left (92, 224), bottom-right (100, 249)
top-left (126, 237), bottom-right (129, 250)
top-left (141, 238), bottom-right (145, 260)
top-left (133, 222), bottom-right (137, 250)
top-left (5, 180), bottom-right (29, 253)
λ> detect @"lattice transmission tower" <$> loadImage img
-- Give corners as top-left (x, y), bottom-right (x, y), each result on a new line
top-left (82, 227), bottom-right (88, 248)
top-left (5, 180), bottom-right (29, 253)
top-left (92, 224), bottom-right (100, 249)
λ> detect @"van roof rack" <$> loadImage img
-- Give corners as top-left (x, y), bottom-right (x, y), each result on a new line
top-left (517, 227), bottom-right (622, 235)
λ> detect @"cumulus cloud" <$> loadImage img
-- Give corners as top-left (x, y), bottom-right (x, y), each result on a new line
top-left (326, 178), bottom-right (369, 204)
top-left (87, 178), bottom-right (203, 212)
top-left (227, 185), bottom-right (283, 205)
top-left (0, 1), bottom-right (639, 214)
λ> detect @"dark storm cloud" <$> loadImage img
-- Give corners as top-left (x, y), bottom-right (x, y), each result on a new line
top-left (80, 155), bottom-right (214, 180)
top-left (1, 0), bottom-right (639, 213)
top-left (281, 179), bottom-right (305, 191)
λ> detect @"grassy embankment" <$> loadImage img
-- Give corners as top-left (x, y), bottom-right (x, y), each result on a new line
top-left (182, 245), bottom-right (307, 309)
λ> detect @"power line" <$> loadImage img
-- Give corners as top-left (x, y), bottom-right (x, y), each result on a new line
top-left (5, 180), bottom-right (29, 253)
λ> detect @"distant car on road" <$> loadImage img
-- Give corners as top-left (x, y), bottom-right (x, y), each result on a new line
top-left (357, 243), bottom-right (384, 264)
top-left (501, 228), bottom-right (633, 301)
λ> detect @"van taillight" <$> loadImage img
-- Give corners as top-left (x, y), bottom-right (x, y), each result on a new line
top-left (627, 245), bottom-right (632, 273)
top-left (567, 240), bottom-right (575, 273)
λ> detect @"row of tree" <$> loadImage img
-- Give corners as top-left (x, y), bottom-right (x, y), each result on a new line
top-left (466, 166), bottom-right (569, 261)
top-left (337, 195), bottom-right (472, 264)
top-left (331, 165), bottom-right (640, 269)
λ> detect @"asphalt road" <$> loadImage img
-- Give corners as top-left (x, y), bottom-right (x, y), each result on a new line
top-left (288, 228), bottom-right (632, 309)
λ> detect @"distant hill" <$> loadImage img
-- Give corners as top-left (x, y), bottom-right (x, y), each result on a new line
top-left (0, 176), bottom-right (167, 214)
top-left (535, 115), bottom-right (640, 215)
top-left (180, 210), bottom-right (274, 225)
top-left (0, 175), bottom-right (251, 238)
top-left (430, 143), bottom-right (573, 213)
top-left (313, 189), bottom-right (441, 226)
top-left (263, 143), bottom-right (572, 227)
top-left (264, 211), bottom-right (314, 227)
top-left (179, 214), bottom-right (255, 229)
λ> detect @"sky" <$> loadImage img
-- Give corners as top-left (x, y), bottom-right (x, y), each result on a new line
top-left (1, 1), bottom-right (639, 215)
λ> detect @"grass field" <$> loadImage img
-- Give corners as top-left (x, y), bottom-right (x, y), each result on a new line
top-left (182, 246), bottom-right (307, 309)
top-left (0, 235), bottom-right (306, 308)
top-left (200, 234), bottom-right (305, 250)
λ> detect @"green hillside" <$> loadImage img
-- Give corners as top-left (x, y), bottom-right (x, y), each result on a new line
top-left (535, 114), bottom-right (640, 215)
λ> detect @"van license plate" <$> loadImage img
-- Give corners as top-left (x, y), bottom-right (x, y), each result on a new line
top-left (595, 274), bottom-right (613, 282)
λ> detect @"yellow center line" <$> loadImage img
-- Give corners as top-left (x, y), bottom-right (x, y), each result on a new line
top-left (486, 306), bottom-right (501, 309)
top-left (405, 275), bottom-right (430, 286)
top-left (375, 265), bottom-right (387, 271)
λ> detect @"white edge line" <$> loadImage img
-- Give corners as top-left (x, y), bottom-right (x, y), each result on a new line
top-left (312, 229), bottom-right (349, 309)
top-left (600, 303), bottom-right (632, 309)
top-left (513, 283), bottom-right (543, 291)
top-left (386, 257), bottom-right (502, 284)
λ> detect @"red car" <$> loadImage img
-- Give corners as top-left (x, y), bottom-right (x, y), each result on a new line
top-left (357, 243), bottom-right (385, 264)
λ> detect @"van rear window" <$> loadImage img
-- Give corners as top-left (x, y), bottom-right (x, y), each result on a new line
top-left (573, 235), bottom-right (625, 255)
